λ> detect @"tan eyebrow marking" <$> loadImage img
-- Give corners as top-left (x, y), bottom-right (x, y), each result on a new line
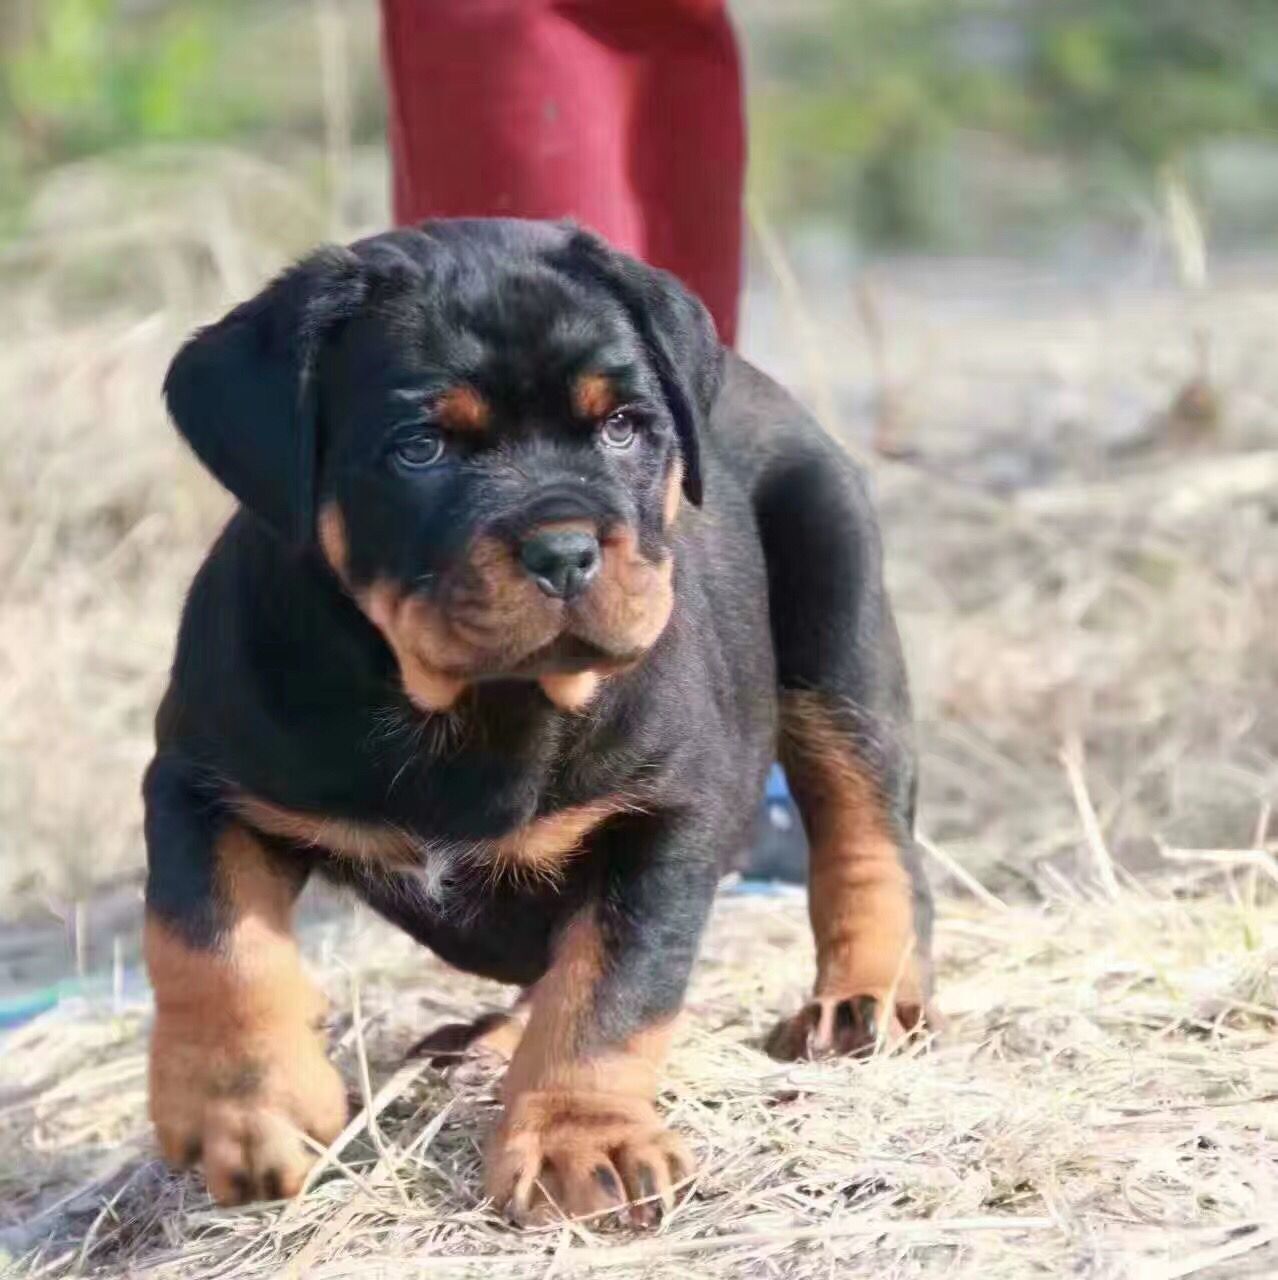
top-left (573, 373), bottom-right (619, 420)
top-left (436, 384), bottom-right (491, 432)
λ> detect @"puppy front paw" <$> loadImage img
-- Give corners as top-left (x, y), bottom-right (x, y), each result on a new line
top-left (150, 1012), bottom-right (347, 1204)
top-left (485, 1089), bottom-right (693, 1227)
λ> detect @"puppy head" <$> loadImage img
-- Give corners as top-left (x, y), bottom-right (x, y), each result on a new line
top-left (164, 220), bottom-right (722, 713)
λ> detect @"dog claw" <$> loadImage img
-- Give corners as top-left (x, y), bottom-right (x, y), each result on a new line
top-left (767, 992), bottom-right (928, 1062)
top-left (486, 1092), bottom-right (692, 1228)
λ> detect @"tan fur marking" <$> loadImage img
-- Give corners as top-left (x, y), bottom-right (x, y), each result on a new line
top-left (573, 372), bottom-right (618, 420)
top-left (233, 794), bottom-right (421, 866)
top-left (318, 502), bottom-right (468, 710)
top-left (538, 670), bottom-right (603, 711)
top-left (146, 826), bottom-right (346, 1204)
top-left (363, 580), bottom-right (469, 711)
top-left (436, 384), bottom-right (490, 432)
top-left (320, 505), bottom-right (671, 704)
top-left (373, 536), bottom-right (559, 686)
top-left (500, 914), bottom-right (604, 1097)
top-left (483, 796), bottom-right (628, 884)
top-left (365, 526), bottom-right (671, 698)
top-left (233, 791), bottom-right (624, 885)
top-left (579, 527), bottom-right (674, 655)
top-left (486, 913), bottom-right (688, 1222)
top-left (780, 690), bottom-right (921, 1003)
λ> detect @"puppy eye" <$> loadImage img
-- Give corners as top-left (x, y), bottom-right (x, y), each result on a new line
top-left (393, 431), bottom-right (446, 469)
top-left (599, 411), bottom-right (636, 450)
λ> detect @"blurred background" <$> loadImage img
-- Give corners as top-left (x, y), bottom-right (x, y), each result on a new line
top-left (1, 1), bottom-right (1276, 984)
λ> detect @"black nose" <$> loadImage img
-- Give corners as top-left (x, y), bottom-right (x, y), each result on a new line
top-left (519, 528), bottom-right (601, 600)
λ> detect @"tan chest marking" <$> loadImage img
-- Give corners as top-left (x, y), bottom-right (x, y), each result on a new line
top-left (480, 796), bottom-right (632, 886)
top-left (232, 794), bottom-right (423, 866)
top-left (233, 792), bottom-right (633, 883)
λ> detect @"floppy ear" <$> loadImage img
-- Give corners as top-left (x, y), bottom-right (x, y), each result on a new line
top-left (163, 246), bottom-right (368, 542)
top-left (560, 232), bottom-right (722, 505)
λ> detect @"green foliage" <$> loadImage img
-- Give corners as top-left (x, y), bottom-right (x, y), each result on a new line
top-left (748, 0), bottom-right (1278, 243)
top-left (750, 0), bottom-right (976, 241)
top-left (2, 0), bottom-right (238, 162)
top-left (0, 0), bottom-right (388, 236)
top-left (1022, 1), bottom-right (1278, 165)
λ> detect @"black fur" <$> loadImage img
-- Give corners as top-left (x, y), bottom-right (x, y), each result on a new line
top-left (146, 218), bottom-right (929, 1049)
top-left (164, 246), bottom-right (369, 543)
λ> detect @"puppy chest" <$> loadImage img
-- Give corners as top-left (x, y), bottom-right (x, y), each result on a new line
top-left (231, 790), bottom-right (627, 886)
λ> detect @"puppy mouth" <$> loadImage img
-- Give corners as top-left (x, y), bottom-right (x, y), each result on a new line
top-left (378, 524), bottom-right (675, 692)
top-left (428, 611), bottom-right (645, 682)
top-left (499, 633), bottom-right (642, 679)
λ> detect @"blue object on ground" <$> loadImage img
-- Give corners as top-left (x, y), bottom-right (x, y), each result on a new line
top-left (0, 985), bottom-right (61, 1030)
top-left (764, 763), bottom-right (791, 800)
top-left (741, 763), bottom-right (809, 884)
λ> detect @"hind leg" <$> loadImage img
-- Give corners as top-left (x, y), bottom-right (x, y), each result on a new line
top-left (765, 689), bottom-right (933, 1059)
top-left (752, 438), bottom-right (934, 1060)
top-left (410, 992), bottom-right (532, 1086)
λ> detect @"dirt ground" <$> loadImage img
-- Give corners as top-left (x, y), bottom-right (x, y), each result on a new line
top-left (1, 149), bottom-right (1276, 1276)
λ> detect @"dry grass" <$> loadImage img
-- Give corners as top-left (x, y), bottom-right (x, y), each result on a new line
top-left (2, 874), bottom-right (1276, 1278)
top-left (4, 156), bottom-right (1278, 910)
top-left (2, 147), bottom-right (1278, 1276)
top-left (0, 147), bottom-right (337, 911)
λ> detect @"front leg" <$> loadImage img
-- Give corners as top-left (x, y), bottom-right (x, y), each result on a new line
top-left (485, 818), bottom-right (716, 1226)
top-left (143, 758), bottom-right (347, 1204)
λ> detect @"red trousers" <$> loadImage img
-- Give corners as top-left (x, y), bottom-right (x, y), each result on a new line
top-left (380, 0), bottom-right (744, 344)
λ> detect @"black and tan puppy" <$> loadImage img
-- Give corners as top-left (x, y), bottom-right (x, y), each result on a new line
top-left (144, 218), bottom-right (932, 1222)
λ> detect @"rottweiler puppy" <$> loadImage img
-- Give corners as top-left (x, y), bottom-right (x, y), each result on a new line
top-left (144, 218), bottom-right (932, 1223)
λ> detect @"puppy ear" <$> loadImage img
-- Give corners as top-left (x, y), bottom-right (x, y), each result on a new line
top-left (560, 232), bottom-right (722, 505)
top-left (163, 246), bottom-right (367, 542)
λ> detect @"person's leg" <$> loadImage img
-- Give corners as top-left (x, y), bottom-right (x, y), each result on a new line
top-left (608, 0), bottom-right (745, 346)
top-left (379, 0), bottom-right (744, 343)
